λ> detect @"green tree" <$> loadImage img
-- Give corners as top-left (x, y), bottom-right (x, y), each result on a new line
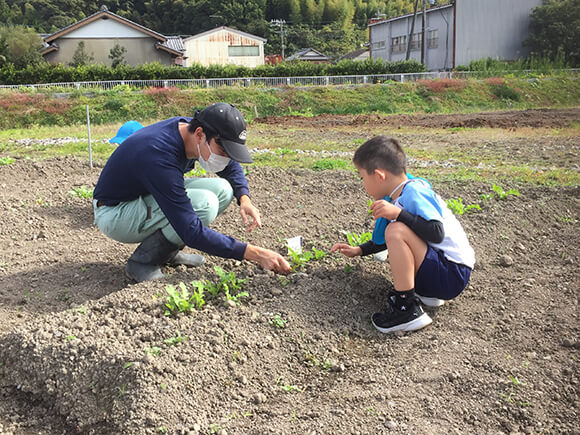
top-left (0, 24), bottom-right (44, 68)
top-left (526, 0), bottom-right (580, 66)
top-left (109, 43), bottom-right (127, 67)
top-left (70, 41), bottom-right (94, 67)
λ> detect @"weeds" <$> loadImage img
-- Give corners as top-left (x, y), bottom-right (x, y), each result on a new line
top-left (145, 346), bottom-right (162, 357)
top-left (68, 186), bottom-right (93, 199)
top-left (0, 156), bottom-right (14, 166)
top-left (164, 331), bottom-right (187, 346)
top-left (270, 314), bottom-right (287, 329)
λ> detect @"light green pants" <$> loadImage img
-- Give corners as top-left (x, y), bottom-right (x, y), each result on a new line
top-left (94, 177), bottom-right (234, 247)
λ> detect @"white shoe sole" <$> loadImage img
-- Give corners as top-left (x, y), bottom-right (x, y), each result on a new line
top-left (417, 294), bottom-right (445, 307)
top-left (372, 313), bottom-right (432, 334)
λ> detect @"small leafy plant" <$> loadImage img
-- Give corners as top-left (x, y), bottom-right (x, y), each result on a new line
top-left (345, 231), bottom-right (372, 246)
top-left (0, 157), bottom-right (15, 166)
top-left (446, 198), bottom-right (482, 215)
top-left (164, 331), bottom-right (187, 346)
top-left (270, 314), bottom-right (287, 329)
top-left (69, 186), bottom-right (93, 199)
top-left (492, 184), bottom-right (520, 200)
top-left (164, 282), bottom-right (205, 316)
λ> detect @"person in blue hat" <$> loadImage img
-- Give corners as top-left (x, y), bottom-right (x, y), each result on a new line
top-left (93, 103), bottom-right (291, 282)
top-left (109, 121), bottom-right (144, 144)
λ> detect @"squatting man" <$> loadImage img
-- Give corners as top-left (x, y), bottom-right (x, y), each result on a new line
top-left (93, 102), bottom-right (291, 282)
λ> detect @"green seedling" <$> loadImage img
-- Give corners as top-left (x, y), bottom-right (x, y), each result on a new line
top-left (270, 314), bottom-right (287, 329)
top-left (492, 184), bottom-right (520, 200)
top-left (123, 362), bottom-right (134, 369)
top-left (215, 265), bottom-right (248, 293)
top-left (117, 384), bottom-right (127, 397)
top-left (312, 247), bottom-right (326, 260)
top-left (446, 198), bottom-right (482, 215)
top-left (345, 231), bottom-right (372, 246)
top-left (164, 331), bottom-right (187, 346)
top-left (68, 186), bottom-right (93, 199)
top-left (146, 346), bottom-right (162, 357)
top-left (367, 199), bottom-right (373, 215)
top-left (343, 264), bottom-right (354, 274)
top-left (288, 247), bottom-right (313, 270)
top-left (278, 276), bottom-right (290, 287)
top-left (209, 423), bottom-right (222, 434)
top-left (225, 288), bottom-right (249, 304)
top-left (0, 157), bottom-right (15, 166)
top-left (164, 281), bottom-right (205, 316)
top-left (185, 167), bottom-right (207, 177)
top-left (479, 193), bottom-right (494, 202)
top-left (65, 334), bottom-right (76, 341)
top-left (157, 427), bottom-right (167, 434)
top-left (281, 384), bottom-right (301, 393)
top-left (76, 306), bottom-right (88, 314)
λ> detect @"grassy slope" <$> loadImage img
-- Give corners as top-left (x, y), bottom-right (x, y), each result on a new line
top-left (0, 76), bottom-right (578, 187)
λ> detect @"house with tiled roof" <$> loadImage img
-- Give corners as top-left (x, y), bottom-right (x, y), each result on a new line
top-left (41, 6), bottom-right (185, 66)
top-left (286, 48), bottom-right (330, 64)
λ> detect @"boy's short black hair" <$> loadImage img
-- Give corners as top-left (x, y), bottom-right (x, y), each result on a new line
top-left (353, 136), bottom-right (407, 175)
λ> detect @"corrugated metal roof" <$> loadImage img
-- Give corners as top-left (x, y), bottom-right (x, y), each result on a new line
top-left (183, 26), bottom-right (266, 43)
top-left (368, 4), bottom-right (453, 27)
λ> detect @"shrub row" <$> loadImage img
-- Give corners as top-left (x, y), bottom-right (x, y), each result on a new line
top-left (0, 59), bottom-right (425, 86)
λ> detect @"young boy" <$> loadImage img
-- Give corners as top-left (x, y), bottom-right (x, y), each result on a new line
top-left (331, 136), bottom-right (475, 333)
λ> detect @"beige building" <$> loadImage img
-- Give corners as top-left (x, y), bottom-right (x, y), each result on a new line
top-left (183, 26), bottom-right (266, 67)
top-left (41, 6), bottom-right (184, 67)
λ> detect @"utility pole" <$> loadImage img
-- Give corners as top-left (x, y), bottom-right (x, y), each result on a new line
top-left (406, 0), bottom-right (420, 60)
top-left (421, 0), bottom-right (426, 64)
top-left (270, 19), bottom-right (286, 60)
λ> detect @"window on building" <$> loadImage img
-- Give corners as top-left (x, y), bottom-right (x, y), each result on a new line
top-left (428, 29), bottom-right (438, 49)
top-left (228, 45), bottom-right (260, 57)
top-left (371, 40), bottom-right (386, 50)
top-left (410, 33), bottom-right (422, 50)
top-left (391, 36), bottom-right (407, 54)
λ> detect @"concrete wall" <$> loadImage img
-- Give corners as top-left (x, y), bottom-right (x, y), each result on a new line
top-left (45, 37), bottom-right (174, 66)
top-left (369, 0), bottom-right (542, 70)
top-left (183, 29), bottom-right (264, 67)
top-left (370, 5), bottom-right (453, 71)
top-left (455, 0), bottom-right (542, 66)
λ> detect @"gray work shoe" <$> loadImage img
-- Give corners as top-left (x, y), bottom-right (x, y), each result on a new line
top-left (169, 251), bottom-right (205, 267)
top-left (125, 229), bottom-right (179, 283)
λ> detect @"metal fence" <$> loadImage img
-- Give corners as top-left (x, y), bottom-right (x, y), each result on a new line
top-left (0, 69), bottom-right (578, 91)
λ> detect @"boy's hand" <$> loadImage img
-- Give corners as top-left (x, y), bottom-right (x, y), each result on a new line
top-left (331, 243), bottom-right (362, 258)
top-left (370, 200), bottom-right (402, 221)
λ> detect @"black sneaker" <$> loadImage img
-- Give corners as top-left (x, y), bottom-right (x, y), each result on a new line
top-left (371, 295), bottom-right (432, 334)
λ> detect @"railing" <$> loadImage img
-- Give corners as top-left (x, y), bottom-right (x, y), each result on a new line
top-left (0, 69), bottom-right (578, 90)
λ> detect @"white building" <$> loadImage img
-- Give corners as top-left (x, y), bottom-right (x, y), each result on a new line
top-left (182, 26), bottom-right (266, 67)
top-left (369, 0), bottom-right (543, 71)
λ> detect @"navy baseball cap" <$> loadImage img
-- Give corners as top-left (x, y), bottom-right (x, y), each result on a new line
top-left (195, 103), bottom-right (253, 163)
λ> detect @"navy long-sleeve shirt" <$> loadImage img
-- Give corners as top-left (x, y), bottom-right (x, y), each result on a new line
top-left (93, 117), bottom-right (249, 259)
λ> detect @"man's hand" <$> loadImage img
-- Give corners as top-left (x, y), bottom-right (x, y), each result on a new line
top-left (239, 195), bottom-right (262, 232)
top-left (244, 245), bottom-right (291, 274)
top-left (331, 243), bottom-right (362, 258)
top-left (370, 200), bottom-right (402, 221)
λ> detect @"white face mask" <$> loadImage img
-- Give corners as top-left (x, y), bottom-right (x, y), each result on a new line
top-left (197, 137), bottom-right (230, 173)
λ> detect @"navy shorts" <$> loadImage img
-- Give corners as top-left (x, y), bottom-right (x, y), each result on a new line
top-left (415, 245), bottom-right (472, 300)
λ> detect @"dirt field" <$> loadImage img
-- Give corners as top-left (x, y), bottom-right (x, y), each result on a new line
top-left (0, 109), bottom-right (578, 435)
